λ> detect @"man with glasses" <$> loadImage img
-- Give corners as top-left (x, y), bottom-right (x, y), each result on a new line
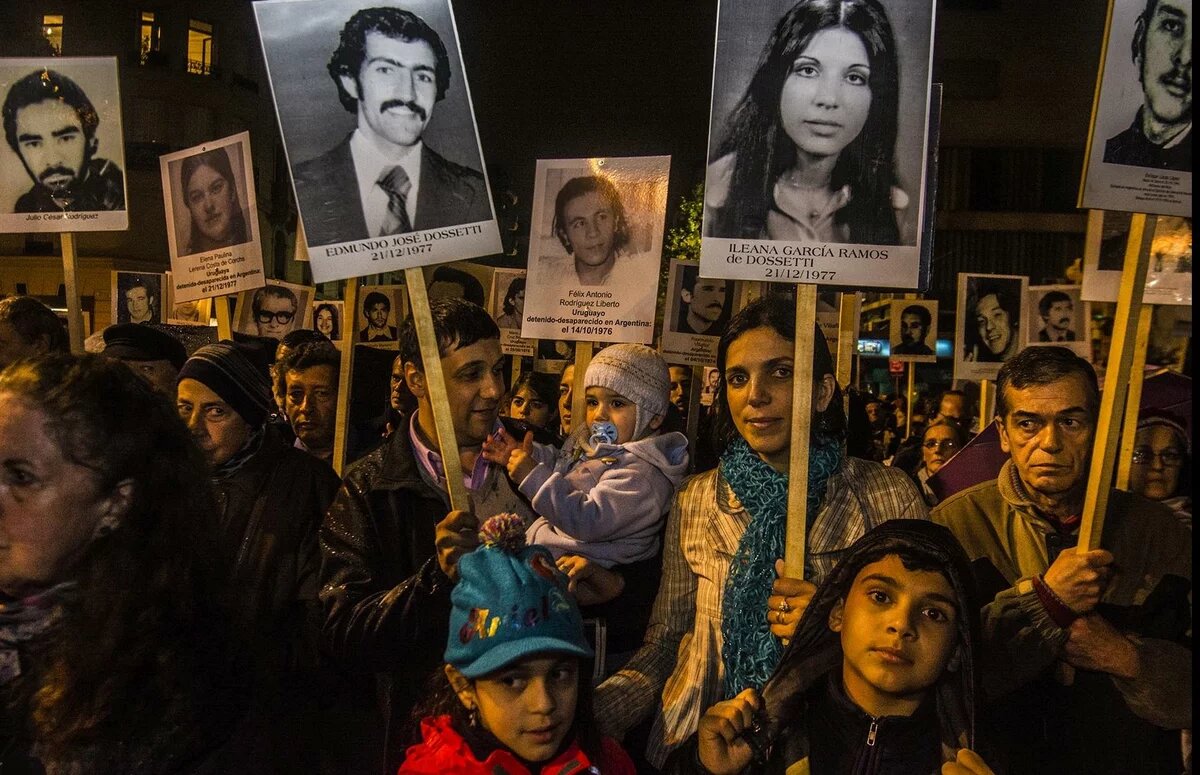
top-left (933, 346), bottom-right (1191, 773)
top-left (252, 284), bottom-right (299, 339)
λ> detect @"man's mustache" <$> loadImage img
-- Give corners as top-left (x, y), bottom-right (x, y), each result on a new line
top-left (37, 166), bottom-right (76, 186)
top-left (1160, 67), bottom-right (1191, 93)
top-left (379, 99), bottom-right (427, 121)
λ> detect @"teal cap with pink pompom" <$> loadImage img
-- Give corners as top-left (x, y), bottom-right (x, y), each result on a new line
top-left (445, 513), bottom-right (593, 678)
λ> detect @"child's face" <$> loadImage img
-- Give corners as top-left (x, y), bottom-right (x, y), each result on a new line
top-left (467, 655), bottom-right (579, 762)
top-left (829, 554), bottom-right (959, 718)
top-left (585, 385), bottom-right (639, 443)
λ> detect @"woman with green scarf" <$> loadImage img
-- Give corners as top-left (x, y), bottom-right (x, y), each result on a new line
top-left (594, 295), bottom-right (929, 770)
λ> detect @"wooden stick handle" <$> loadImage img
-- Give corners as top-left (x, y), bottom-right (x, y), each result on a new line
top-left (571, 341), bottom-right (594, 434)
top-left (60, 233), bottom-right (84, 354)
top-left (1115, 305), bottom-right (1153, 490)
top-left (332, 281), bottom-right (359, 477)
top-left (215, 295), bottom-right (233, 341)
top-left (785, 285), bottom-right (818, 577)
top-left (835, 292), bottom-right (859, 389)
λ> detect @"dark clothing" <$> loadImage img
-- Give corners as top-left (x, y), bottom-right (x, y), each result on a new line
top-left (1103, 110), bottom-right (1191, 172)
top-left (892, 341), bottom-right (934, 356)
top-left (15, 157), bottom-right (125, 213)
top-left (294, 136), bottom-right (492, 247)
top-left (358, 325), bottom-right (398, 343)
top-left (1037, 328), bottom-right (1077, 342)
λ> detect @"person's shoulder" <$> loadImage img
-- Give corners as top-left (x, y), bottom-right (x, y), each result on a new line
top-left (705, 153), bottom-right (737, 210)
top-left (295, 136), bottom-right (352, 180)
top-left (422, 145), bottom-right (485, 185)
top-left (930, 478), bottom-right (1001, 523)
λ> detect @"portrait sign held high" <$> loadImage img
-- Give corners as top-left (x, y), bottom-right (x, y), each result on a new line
top-left (254, 0), bottom-right (502, 283)
top-left (522, 156), bottom-right (670, 345)
top-left (1025, 285), bottom-right (1091, 359)
top-left (660, 259), bottom-right (737, 366)
top-left (0, 57), bottom-right (128, 233)
top-left (111, 271), bottom-right (164, 325)
top-left (160, 132), bottom-right (266, 304)
top-left (700, 0), bottom-right (937, 289)
top-left (232, 280), bottom-right (315, 341)
top-left (1082, 209), bottom-right (1192, 306)
top-left (954, 273), bottom-right (1028, 382)
top-left (489, 267), bottom-right (535, 357)
top-left (887, 298), bottom-right (937, 363)
top-left (1079, 0), bottom-right (1191, 217)
top-left (357, 284), bottom-right (408, 347)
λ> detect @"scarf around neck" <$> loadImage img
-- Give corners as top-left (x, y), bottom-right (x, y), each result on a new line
top-left (0, 581), bottom-right (75, 684)
top-left (720, 435), bottom-right (843, 698)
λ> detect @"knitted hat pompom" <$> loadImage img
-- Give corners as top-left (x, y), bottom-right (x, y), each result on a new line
top-left (478, 513), bottom-right (526, 553)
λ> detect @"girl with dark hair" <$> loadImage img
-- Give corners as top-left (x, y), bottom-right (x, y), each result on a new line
top-left (706, 0), bottom-right (905, 245)
top-left (593, 295), bottom-right (928, 768)
top-left (0, 354), bottom-right (252, 773)
top-left (180, 147), bottom-right (249, 254)
top-left (505, 371), bottom-right (559, 432)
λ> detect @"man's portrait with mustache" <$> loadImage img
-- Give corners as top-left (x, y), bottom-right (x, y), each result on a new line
top-left (2, 68), bottom-right (125, 214)
top-left (1103, 0), bottom-right (1192, 172)
top-left (675, 264), bottom-right (731, 336)
top-left (292, 5), bottom-right (491, 247)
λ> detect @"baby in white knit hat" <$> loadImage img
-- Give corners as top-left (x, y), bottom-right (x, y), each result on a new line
top-left (483, 343), bottom-right (690, 571)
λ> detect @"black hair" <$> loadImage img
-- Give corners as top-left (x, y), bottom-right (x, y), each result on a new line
top-left (3, 69), bottom-right (99, 155)
top-left (327, 7), bottom-right (451, 112)
top-left (996, 346), bottom-right (1099, 420)
top-left (1132, 0), bottom-right (1162, 67)
top-left (710, 294), bottom-right (844, 454)
top-left (431, 265), bottom-right (486, 307)
top-left (502, 277), bottom-right (526, 316)
top-left (901, 303), bottom-right (931, 330)
top-left (506, 371), bottom-right (560, 430)
top-left (552, 175), bottom-right (631, 255)
top-left (277, 338), bottom-right (340, 376)
top-left (679, 263), bottom-right (700, 294)
top-left (312, 303), bottom-right (340, 340)
top-left (0, 296), bottom-right (69, 355)
top-left (252, 284), bottom-right (298, 315)
top-left (399, 297), bottom-right (499, 372)
top-left (1037, 290), bottom-right (1073, 318)
top-left (362, 290), bottom-right (391, 314)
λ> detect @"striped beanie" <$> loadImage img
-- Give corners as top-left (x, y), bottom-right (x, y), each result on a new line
top-left (178, 341), bottom-right (274, 428)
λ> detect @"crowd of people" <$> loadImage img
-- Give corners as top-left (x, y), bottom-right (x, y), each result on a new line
top-left (0, 292), bottom-right (1190, 775)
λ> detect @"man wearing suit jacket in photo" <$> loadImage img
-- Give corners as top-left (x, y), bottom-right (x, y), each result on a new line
top-left (294, 7), bottom-right (491, 247)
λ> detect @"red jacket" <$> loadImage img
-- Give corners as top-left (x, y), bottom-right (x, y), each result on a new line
top-left (399, 715), bottom-right (636, 775)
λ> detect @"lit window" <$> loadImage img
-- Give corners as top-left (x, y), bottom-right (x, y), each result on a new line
top-left (140, 11), bottom-right (162, 65)
top-left (42, 14), bottom-right (64, 56)
top-left (187, 19), bottom-right (214, 76)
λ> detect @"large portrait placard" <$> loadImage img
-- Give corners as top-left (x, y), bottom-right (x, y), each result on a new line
top-left (954, 273), bottom-right (1028, 382)
top-left (1082, 209), bottom-right (1192, 306)
top-left (660, 259), bottom-right (737, 366)
top-left (521, 156), bottom-right (670, 345)
top-left (1078, 0), bottom-right (1191, 217)
top-left (699, 0), bottom-right (937, 288)
top-left (0, 57), bottom-right (128, 233)
top-left (253, 0), bottom-right (502, 283)
top-left (160, 132), bottom-right (266, 303)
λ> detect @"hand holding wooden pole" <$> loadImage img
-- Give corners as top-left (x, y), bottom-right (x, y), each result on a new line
top-left (785, 285), bottom-right (818, 577)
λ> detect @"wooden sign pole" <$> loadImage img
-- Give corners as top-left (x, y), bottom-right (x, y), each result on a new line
top-left (835, 292), bottom-right (858, 388)
top-left (686, 364), bottom-right (703, 457)
top-left (331, 280), bottom-right (359, 477)
top-left (571, 341), bottom-right (594, 435)
top-left (405, 266), bottom-right (469, 511)
top-left (1078, 212), bottom-right (1153, 551)
top-left (1115, 305), bottom-right (1154, 490)
top-left (978, 379), bottom-right (995, 426)
top-left (905, 364), bottom-right (915, 438)
top-left (215, 295), bottom-right (233, 340)
top-left (60, 233), bottom-right (85, 354)
top-left (784, 285), bottom-right (818, 577)
top-left (294, 219), bottom-right (310, 262)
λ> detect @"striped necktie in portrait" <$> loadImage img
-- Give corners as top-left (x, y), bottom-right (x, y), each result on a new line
top-left (377, 164), bottom-right (413, 235)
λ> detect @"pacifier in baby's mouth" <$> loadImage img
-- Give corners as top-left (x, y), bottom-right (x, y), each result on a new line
top-left (588, 420), bottom-right (619, 446)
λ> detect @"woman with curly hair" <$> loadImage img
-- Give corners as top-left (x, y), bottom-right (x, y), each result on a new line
top-left (705, 0), bottom-right (905, 245)
top-left (0, 354), bottom-right (253, 773)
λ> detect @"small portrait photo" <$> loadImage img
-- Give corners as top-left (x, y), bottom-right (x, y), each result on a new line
top-left (357, 285), bottom-right (407, 346)
top-left (699, 366), bottom-right (721, 407)
top-left (0, 57), bottom-right (128, 233)
top-left (254, 0), bottom-right (501, 281)
top-left (954, 273), bottom-right (1028, 382)
top-left (522, 156), bottom-right (670, 345)
top-left (233, 280), bottom-right (315, 341)
top-left (490, 268), bottom-right (527, 330)
top-left (1082, 209), bottom-right (1193, 306)
top-left (888, 299), bottom-right (937, 362)
top-left (164, 277), bottom-right (213, 326)
top-left (536, 339), bottom-right (575, 371)
top-left (311, 300), bottom-right (345, 342)
top-left (1025, 285), bottom-right (1091, 359)
top-left (660, 260), bottom-right (736, 367)
top-left (1080, 0), bottom-right (1191, 216)
top-left (424, 261), bottom-right (490, 307)
top-left (111, 271), bottom-right (164, 325)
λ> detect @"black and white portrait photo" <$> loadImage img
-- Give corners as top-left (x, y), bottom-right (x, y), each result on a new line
top-left (111, 272), bottom-right (164, 326)
top-left (0, 57), bottom-right (128, 233)
top-left (522, 156), bottom-right (670, 345)
top-left (254, 0), bottom-right (501, 282)
top-left (699, 0), bottom-right (936, 289)
top-left (233, 281), bottom-right (315, 341)
top-left (160, 132), bottom-right (266, 304)
top-left (888, 298), bottom-right (937, 362)
top-left (1025, 285), bottom-right (1091, 359)
top-left (424, 261), bottom-right (489, 306)
top-left (489, 267), bottom-right (535, 357)
top-left (311, 300), bottom-right (344, 342)
top-left (357, 285), bottom-right (407, 346)
top-left (164, 277), bottom-right (213, 327)
top-left (954, 273), bottom-right (1028, 382)
top-left (660, 259), bottom-right (736, 366)
top-left (1083, 209), bottom-right (1193, 306)
top-left (1080, 0), bottom-right (1191, 217)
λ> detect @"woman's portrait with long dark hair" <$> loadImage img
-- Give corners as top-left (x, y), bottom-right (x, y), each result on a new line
top-left (166, 137), bottom-right (256, 257)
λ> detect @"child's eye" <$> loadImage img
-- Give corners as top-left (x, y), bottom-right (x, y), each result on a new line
top-left (923, 607), bottom-right (952, 623)
top-left (772, 367), bottom-right (793, 379)
top-left (867, 589), bottom-right (890, 604)
top-left (586, 398), bottom-right (598, 407)
top-left (611, 399), bottom-right (626, 409)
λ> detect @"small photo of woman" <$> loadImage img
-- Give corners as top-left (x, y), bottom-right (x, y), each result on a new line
top-left (167, 137), bottom-right (256, 257)
top-left (311, 300), bottom-right (343, 341)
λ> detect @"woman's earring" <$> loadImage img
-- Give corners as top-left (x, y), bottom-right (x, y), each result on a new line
top-left (468, 705), bottom-right (480, 728)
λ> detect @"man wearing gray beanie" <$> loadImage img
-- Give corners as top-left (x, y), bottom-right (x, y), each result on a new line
top-left (176, 340), bottom-right (339, 770)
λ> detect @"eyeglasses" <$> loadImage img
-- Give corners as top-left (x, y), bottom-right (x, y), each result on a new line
top-left (255, 310), bottom-right (295, 325)
top-left (1130, 448), bottom-right (1184, 467)
top-left (922, 439), bottom-right (960, 451)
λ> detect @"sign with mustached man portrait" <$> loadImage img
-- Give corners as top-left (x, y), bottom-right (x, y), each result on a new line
top-left (521, 156), bottom-right (670, 345)
top-left (160, 132), bottom-right (266, 304)
top-left (1078, 0), bottom-right (1191, 217)
top-left (699, 0), bottom-right (937, 289)
top-left (1025, 285), bottom-right (1091, 359)
top-left (254, 0), bottom-right (502, 283)
top-left (0, 57), bottom-right (128, 233)
top-left (660, 259), bottom-right (738, 366)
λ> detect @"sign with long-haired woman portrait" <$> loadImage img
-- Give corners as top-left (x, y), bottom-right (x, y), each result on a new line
top-left (160, 132), bottom-right (266, 304)
top-left (700, 0), bottom-right (936, 289)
